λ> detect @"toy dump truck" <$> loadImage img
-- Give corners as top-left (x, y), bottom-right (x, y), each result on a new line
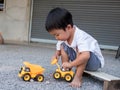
top-left (18, 61), bottom-right (45, 82)
top-left (51, 58), bottom-right (74, 82)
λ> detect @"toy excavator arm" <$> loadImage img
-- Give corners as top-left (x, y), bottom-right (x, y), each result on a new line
top-left (51, 59), bottom-right (60, 69)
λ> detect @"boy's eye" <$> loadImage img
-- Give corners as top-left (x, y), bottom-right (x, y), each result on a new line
top-left (55, 34), bottom-right (59, 36)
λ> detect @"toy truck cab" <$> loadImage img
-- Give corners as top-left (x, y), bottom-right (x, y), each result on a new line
top-left (18, 62), bottom-right (45, 82)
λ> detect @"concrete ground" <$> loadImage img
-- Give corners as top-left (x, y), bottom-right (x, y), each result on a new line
top-left (0, 43), bottom-right (120, 90)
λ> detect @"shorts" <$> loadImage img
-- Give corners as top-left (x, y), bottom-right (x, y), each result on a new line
top-left (61, 42), bottom-right (101, 71)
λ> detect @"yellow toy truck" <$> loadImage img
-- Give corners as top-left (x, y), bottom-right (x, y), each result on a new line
top-left (51, 58), bottom-right (74, 82)
top-left (18, 61), bottom-right (45, 82)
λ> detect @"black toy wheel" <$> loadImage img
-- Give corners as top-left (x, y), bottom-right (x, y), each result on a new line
top-left (53, 72), bottom-right (61, 79)
top-left (64, 74), bottom-right (72, 82)
top-left (34, 74), bottom-right (44, 82)
top-left (22, 73), bottom-right (31, 81)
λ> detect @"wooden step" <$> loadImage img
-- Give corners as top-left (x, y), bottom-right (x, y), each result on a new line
top-left (84, 70), bottom-right (120, 90)
top-left (84, 70), bottom-right (120, 81)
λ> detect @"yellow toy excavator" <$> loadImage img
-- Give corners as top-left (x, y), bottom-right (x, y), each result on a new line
top-left (18, 62), bottom-right (45, 82)
top-left (51, 58), bottom-right (74, 82)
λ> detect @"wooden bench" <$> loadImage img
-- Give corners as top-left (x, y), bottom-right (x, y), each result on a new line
top-left (84, 70), bottom-right (120, 90)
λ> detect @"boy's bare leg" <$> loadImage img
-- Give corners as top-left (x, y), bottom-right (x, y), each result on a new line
top-left (60, 46), bottom-right (69, 63)
top-left (60, 46), bottom-right (88, 87)
top-left (60, 46), bottom-right (70, 71)
top-left (69, 63), bottom-right (87, 88)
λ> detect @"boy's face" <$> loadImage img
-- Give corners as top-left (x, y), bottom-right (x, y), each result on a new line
top-left (49, 28), bottom-right (70, 41)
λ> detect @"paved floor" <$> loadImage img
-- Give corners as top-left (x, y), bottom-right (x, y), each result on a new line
top-left (0, 43), bottom-right (120, 90)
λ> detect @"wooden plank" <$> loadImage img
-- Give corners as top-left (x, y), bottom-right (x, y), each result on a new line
top-left (84, 71), bottom-right (120, 81)
top-left (84, 71), bottom-right (120, 90)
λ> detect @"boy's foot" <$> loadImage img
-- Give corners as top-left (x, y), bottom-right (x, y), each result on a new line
top-left (69, 76), bottom-right (82, 88)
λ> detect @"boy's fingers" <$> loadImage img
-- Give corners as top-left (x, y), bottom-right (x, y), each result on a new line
top-left (62, 62), bottom-right (68, 68)
top-left (62, 63), bottom-right (65, 68)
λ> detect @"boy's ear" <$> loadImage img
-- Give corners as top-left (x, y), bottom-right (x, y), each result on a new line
top-left (66, 24), bottom-right (72, 30)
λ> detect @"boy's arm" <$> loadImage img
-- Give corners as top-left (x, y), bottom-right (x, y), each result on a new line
top-left (52, 50), bottom-right (61, 60)
top-left (71, 51), bottom-right (90, 67)
top-left (53, 41), bottom-right (63, 60)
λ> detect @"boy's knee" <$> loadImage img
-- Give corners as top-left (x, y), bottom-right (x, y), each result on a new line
top-left (60, 45), bottom-right (66, 54)
top-left (60, 46), bottom-right (68, 60)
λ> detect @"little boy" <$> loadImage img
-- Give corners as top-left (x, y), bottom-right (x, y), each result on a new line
top-left (45, 7), bottom-right (104, 88)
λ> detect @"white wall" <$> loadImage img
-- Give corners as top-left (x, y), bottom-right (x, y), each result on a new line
top-left (0, 0), bottom-right (30, 44)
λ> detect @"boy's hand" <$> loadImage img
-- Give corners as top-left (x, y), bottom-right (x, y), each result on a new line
top-left (51, 50), bottom-right (61, 61)
top-left (62, 62), bottom-right (72, 69)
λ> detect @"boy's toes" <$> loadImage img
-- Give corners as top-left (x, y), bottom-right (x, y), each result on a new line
top-left (69, 82), bottom-right (81, 88)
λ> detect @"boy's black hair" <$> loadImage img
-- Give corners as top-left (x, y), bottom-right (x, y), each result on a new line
top-left (45, 7), bottom-right (73, 32)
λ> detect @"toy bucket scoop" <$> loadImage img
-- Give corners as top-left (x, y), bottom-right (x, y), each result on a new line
top-left (51, 58), bottom-right (60, 69)
top-left (51, 58), bottom-right (58, 65)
